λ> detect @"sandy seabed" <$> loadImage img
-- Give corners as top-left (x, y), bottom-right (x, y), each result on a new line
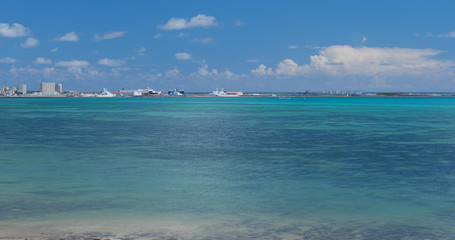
top-left (1, 218), bottom-right (453, 240)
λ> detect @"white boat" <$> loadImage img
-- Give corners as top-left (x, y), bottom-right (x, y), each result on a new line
top-left (167, 88), bottom-right (185, 96)
top-left (96, 88), bottom-right (116, 97)
top-left (80, 93), bottom-right (96, 97)
top-left (145, 87), bottom-right (162, 96)
top-left (209, 88), bottom-right (238, 97)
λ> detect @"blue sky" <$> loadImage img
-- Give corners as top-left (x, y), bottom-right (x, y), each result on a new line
top-left (1, 0), bottom-right (455, 92)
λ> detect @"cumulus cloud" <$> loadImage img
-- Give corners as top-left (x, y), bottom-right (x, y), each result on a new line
top-left (0, 56), bottom-right (16, 63)
top-left (98, 58), bottom-right (125, 66)
top-left (289, 45), bottom-right (299, 49)
top-left (192, 37), bottom-right (212, 44)
top-left (223, 69), bottom-right (238, 79)
top-left (0, 23), bottom-right (30, 37)
top-left (361, 35), bottom-right (367, 43)
top-left (276, 59), bottom-right (308, 75)
top-left (54, 60), bottom-right (89, 76)
top-left (55, 60), bottom-right (89, 67)
top-left (154, 33), bottom-right (163, 39)
top-left (309, 45), bottom-right (454, 76)
top-left (55, 32), bottom-right (78, 42)
top-left (21, 37), bottom-right (39, 48)
top-left (251, 64), bottom-right (274, 75)
top-left (50, 48), bottom-right (59, 53)
top-left (252, 59), bottom-right (308, 76)
top-left (35, 57), bottom-right (52, 64)
top-left (94, 31), bottom-right (127, 41)
top-left (158, 14), bottom-right (217, 30)
top-left (197, 63), bottom-right (218, 76)
top-left (175, 52), bottom-right (192, 60)
top-left (252, 45), bottom-right (455, 77)
top-left (188, 63), bottom-right (242, 81)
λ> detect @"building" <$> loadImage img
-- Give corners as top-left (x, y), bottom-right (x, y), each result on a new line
top-left (40, 82), bottom-right (56, 95)
top-left (55, 83), bottom-right (63, 94)
top-left (17, 84), bottom-right (26, 95)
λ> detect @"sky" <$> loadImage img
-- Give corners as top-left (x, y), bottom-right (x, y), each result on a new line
top-left (1, 0), bottom-right (455, 92)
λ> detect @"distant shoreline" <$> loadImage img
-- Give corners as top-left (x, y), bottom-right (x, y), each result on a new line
top-left (1, 93), bottom-right (455, 98)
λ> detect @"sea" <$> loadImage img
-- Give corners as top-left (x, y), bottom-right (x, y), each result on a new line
top-left (0, 97), bottom-right (454, 239)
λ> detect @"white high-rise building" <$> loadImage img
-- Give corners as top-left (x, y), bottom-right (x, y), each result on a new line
top-left (17, 84), bottom-right (27, 95)
top-left (55, 83), bottom-right (63, 94)
top-left (40, 82), bottom-right (56, 95)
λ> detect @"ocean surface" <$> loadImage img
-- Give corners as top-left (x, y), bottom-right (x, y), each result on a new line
top-left (0, 97), bottom-right (454, 239)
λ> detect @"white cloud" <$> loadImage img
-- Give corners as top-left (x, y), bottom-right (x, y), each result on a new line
top-left (135, 47), bottom-right (146, 56)
top-left (67, 66), bottom-right (83, 74)
top-left (197, 63), bottom-right (218, 76)
top-left (221, 69), bottom-right (242, 79)
top-left (251, 45), bottom-right (455, 77)
top-left (8, 66), bottom-right (56, 76)
top-left (177, 32), bottom-right (189, 37)
top-left (175, 52), bottom-right (192, 60)
top-left (158, 14), bottom-right (217, 30)
top-left (0, 56), bottom-right (16, 63)
top-left (9, 66), bottom-right (39, 74)
top-left (111, 68), bottom-right (120, 76)
top-left (234, 20), bottom-right (245, 26)
top-left (252, 60), bottom-right (308, 76)
top-left (94, 31), bottom-right (127, 41)
top-left (188, 63), bottom-right (242, 80)
top-left (0, 23), bottom-right (30, 37)
top-left (154, 33), bottom-right (163, 39)
top-left (289, 45), bottom-right (299, 49)
top-left (43, 67), bottom-right (55, 75)
top-left (21, 37), bottom-right (39, 48)
top-left (114, 67), bottom-right (130, 72)
top-left (35, 57), bottom-right (52, 64)
top-left (308, 45), bottom-right (453, 76)
top-left (361, 35), bottom-right (367, 43)
top-left (224, 69), bottom-right (235, 77)
top-left (192, 37), bottom-right (212, 44)
top-left (98, 58), bottom-right (125, 66)
top-left (88, 70), bottom-right (104, 77)
top-left (251, 64), bottom-right (274, 75)
top-left (55, 60), bottom-right (89, 67)
top-left (50, 48), bottom-right (59, 53)
top-left (55, 32), bottom-right (78, 42)
top-left (438, 30), bottom-right (455, 38)
top-left (165, 68), bottom-right (180, 77)
top-left (276, 59), bottom-right (308, 75)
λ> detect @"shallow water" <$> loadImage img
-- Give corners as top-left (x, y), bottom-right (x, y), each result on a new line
top-left (0, 97), bottom-right (454, 239)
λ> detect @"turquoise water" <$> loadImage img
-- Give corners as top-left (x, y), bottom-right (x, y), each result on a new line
top-left (0, 97), bottom-right (455, 239)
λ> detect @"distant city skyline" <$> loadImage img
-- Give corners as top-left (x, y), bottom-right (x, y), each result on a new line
top-left (1, 0), bottom-right (455, 92)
